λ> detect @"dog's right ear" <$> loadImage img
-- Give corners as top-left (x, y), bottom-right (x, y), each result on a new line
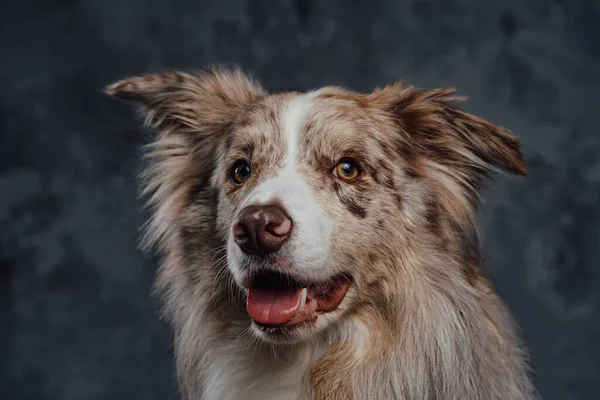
top-left (105, 68), bottom-right (265, 138)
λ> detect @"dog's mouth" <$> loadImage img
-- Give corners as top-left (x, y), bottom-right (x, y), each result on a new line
top-left (245, 270), bottom-right (351, 328)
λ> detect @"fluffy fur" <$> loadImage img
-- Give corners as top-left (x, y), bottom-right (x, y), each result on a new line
top-left (106, 67), bottom-right (536, 400)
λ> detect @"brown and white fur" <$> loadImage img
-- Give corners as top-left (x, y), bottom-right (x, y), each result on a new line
top-left (106, 67), bottom-right (536, 400)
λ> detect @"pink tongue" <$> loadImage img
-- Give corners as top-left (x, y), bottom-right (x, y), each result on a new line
top-left (247, 287), bottom-right (302, 325)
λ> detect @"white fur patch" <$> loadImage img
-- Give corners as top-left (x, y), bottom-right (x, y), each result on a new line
top-left (228, 93), bottom-right (334, 283)
top-left (202, 339), bottom-right (315, 400)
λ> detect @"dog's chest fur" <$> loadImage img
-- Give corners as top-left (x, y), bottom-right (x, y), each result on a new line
top-left (201, 338), bottom-right (316, 400)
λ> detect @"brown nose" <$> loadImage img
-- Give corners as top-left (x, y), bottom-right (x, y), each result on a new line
top-left (233, 204), bottom-right (293, 256)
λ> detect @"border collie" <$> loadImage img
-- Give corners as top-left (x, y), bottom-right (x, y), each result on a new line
top-left (106, 68), bottom-right (536, 400)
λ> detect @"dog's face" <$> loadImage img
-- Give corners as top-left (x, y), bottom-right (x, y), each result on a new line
top-left (214, 91), bottom-right (413, 343)
top-left (106, 69), bottom-right (525, 345)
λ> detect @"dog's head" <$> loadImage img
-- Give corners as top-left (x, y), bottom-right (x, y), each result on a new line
top-left (106, 68), bottom-right (525, 345)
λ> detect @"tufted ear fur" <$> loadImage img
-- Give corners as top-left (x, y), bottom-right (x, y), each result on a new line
top-left (105, 68), bottom-right (265, 138)
top-left (370, 82), bottom-right (526, 226)
top-left (105, 68), bottom-right (265, 250)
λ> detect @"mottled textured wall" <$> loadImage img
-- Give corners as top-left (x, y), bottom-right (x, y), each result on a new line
top-left (1, 1), bottom-right (598, 399)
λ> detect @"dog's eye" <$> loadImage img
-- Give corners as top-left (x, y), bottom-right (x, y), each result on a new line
top-left (232, 162), bottom-right (252, 184)
top-left (334, 160), bottom-right (360, 181)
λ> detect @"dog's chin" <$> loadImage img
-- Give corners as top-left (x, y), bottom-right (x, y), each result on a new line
top-left (239, 269), bottom-right (353, 345)
top-left (249, 314), bottom-right (339, 345)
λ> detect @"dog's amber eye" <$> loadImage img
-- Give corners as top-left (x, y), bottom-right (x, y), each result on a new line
top-left (232, 162), bottom-right (252, 184)
top-left (334, 160), bottom-right (360, 181)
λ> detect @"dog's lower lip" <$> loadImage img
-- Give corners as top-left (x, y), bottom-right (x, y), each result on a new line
top-left (254, 318), bottom-right (318, 333)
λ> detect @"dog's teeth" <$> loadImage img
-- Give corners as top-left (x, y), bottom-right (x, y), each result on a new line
top-left (299, 288), bottom-right (307, 312)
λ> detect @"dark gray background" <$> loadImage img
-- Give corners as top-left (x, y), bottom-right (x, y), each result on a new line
top-left (1, 0), bottom-right (598, 399)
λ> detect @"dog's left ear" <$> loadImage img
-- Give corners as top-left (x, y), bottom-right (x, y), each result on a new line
top-left (371, 82), bottom-right (526, 226)
top-left (371, 82), bottom-right (526, 180)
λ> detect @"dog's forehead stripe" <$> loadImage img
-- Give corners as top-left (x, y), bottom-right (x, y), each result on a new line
top-left (282, 92), bottom-right (315, 169)
top-left (239, 93), bottom-right (315, 207)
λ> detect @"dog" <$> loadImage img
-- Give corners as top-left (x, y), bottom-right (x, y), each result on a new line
top-left (106, 67), bottom-right (536, 400)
